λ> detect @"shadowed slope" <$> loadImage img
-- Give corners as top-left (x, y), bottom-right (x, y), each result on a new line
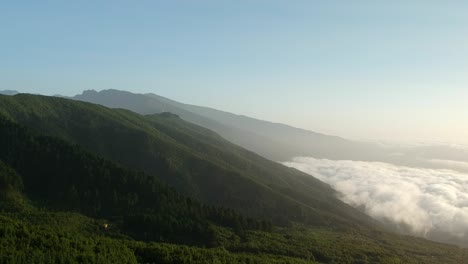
top-left (0, 94), bottom-right (374, 229)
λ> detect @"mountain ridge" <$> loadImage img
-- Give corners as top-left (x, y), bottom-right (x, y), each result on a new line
top-left (74, 89), bottom-right (359, 161)
top-left (0, 93), bottom-right (375, 229)
top-left (72, 89), bottom-right (468, 173)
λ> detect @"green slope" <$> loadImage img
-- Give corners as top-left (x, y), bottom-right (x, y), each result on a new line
top-left (0, 94), bottom-right (375, 229)
top-left (1, 94), bottom-right (468, 263)
top-left (0, 161), bottom-right (311, 264)
top-left (0, 160), bottom-right (467, 264)
top-left (0, 117), bottom-right (269, 243)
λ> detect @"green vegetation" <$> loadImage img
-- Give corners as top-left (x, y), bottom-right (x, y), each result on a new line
top-left (0, 94), bottom-right (373, 229)
top-left (0, 211), bottom-right (315, 264)
top-left (0, 118), bottom-right (269, 245)
top-left (0, 94), bottom-right (467, 263)
top-left (1, 204), bottom-right (466, 263)
top-left (0, 213), bottom-right (137, 263)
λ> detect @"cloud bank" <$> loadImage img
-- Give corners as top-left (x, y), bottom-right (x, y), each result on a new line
top-left (284, 157), bottom-right (468, 245)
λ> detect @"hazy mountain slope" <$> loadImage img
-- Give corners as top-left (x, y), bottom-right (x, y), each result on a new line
top-left (74, 90), bottom-right (468, 173)
top-left (74, 89), bottom-right (288, 159)
top-left (73, 90), bottom-right (384, 161)
top-left (0, 90), bottom-right (18, 95)
top-left (145, 92), bottom-right (393, 161)
top-left (74, 89), bottom-right (235, 135)
top-left (0, 94), bottom-right (375, 229)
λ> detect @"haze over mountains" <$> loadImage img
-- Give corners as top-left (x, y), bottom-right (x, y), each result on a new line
top-left (0, 90), bottom-right (19, 96)
top-left (73, 89), bottom-right (468, 173)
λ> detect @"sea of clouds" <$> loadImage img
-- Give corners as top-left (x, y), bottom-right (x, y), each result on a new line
top-left (283, 157), bottom-right (468, 245)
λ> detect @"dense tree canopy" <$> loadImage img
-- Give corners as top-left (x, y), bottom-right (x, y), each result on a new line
top-left (0, 94), bottom-right (467, 263)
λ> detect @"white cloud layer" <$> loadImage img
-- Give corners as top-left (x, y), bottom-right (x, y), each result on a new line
top-left (283, 157), bottom-right (468, 244)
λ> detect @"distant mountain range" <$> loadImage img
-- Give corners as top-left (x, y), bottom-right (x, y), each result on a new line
top-left (73, 89), bottom-right (468, 173)
top-left (72, 89), bottom-right (379, 161)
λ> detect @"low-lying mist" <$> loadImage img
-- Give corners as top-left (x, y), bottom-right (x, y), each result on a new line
top-left (284, 157), bottom-right (468, 246)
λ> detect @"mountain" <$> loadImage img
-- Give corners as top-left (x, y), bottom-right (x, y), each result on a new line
top-left (0, 90), bottom-right (19, 95)
top-left (1, 94), bottom-right (467, 263)
top-left (0, 117), bottom-right (267, 242)
top-left (144, 92), bottom-right (380, 161)
top-left (0, 93), bottom-right (373, 229)
top-left (73, 89), bottom-right (468, 173)
top-left (0, 117), bottom-right (309, 263)
top-left (74, 89), bottom-right (369, 162)
top-left (73, 89), bottom-right (284, 159)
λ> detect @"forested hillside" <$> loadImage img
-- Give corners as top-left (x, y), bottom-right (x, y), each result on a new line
top-left (1, 94), bottom-right (468, 263)
top-left (0, 94), bottom-right (373, 229)
top-left (0, 118), bottom-right (269, 243)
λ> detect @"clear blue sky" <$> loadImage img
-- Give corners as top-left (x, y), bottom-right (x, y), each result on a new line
top-left (1, 1), bottom-right (467, 143)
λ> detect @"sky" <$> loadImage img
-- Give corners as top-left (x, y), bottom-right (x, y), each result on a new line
top-left (1, 1), bottom-right (467, 144)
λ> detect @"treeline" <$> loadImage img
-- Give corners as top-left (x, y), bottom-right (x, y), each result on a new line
top-left (0, 212), bottom-right (312, 264)
top-left (0, 213), bottom-right (137, 264)
top-left (0, 117), bottom-right (270, 245)
top-left (1, 207), bottom-right (464, 264)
